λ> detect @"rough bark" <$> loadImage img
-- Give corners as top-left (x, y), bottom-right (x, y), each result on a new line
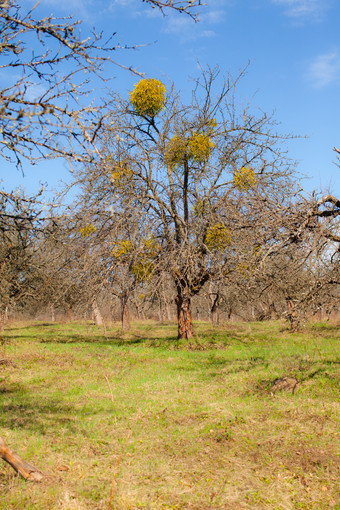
top-left (158, 299), bottom-right (163, 322)
top-left (0, 436), bottom-right (44, 481)
top-left (166, 302), bottom-right (172, 321)
top-left (92, 298), bottom-right (104, 326)
top-left (176, 291), bottom-right (194, 339)
top-left (66, 304), bottom-right (72, 322)
top-left (209, 291), bottom-right (219, 326)
top-left (121, 293), bottom-right (130, 331)
top-left (286, 298), bottom-right (299, 332)
top-left (0, 309), bottom-right (6, 333)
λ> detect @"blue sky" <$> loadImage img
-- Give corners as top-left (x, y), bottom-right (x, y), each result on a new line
top-left (2, 0), bottom-right (340, 197)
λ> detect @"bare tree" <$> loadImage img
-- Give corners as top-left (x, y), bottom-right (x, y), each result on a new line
top-left (75, 67), bottom-right (300, 339)
top-left (0, 189), bottom-right (43, 329)
top-left (0, 1), bottom-right (117, 167)
top-left (0, 0), bottom-right (202, 169)
top-left (256, 184), bottom-right (340, 329)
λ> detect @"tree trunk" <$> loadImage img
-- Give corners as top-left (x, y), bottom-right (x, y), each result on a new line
top-left (162, 290), bottom-right (172, 322)
top-left (0, 436), bottom-right (44, 481)
top-left (209, 291), bottom-right (219, 326)
top-left (176, 290), bottom-right (194, 339)
top-left (286, 298), bottom-right (299, 332)
top-left (0, 310), bottom-right (5, 334)
top-left (269, 302), bottom-right (277, 320)
top-left (50, 304), bottom-right (55, 322)
top-left (66, 304), bottom-right (72, 322)
top-left (136, 304), bottom-right (141, 321)
top-left (158, 299), bottom-right (163, 322)
top-left (166, 302), bottom-right (172, 321)
top-left (121, 293), bottom-right (130, 331)
top-left (92, 298), bottom-right (104, 326)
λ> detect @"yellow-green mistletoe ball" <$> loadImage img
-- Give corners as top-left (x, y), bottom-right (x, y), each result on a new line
top-left (79, 224), bottom-right (97, 237)
top-left (205, 223), bottom-right (232, 251)
top-left (233, 167), bottom-right (257, 191)
top-left (165, 132), bottom-right (214, 167)
top-left (187, 132), bottom-right (214, 162)
top-left (129, 78), bottom-right (166, 117)
top-left (164, 135), bottom-right (187, 166)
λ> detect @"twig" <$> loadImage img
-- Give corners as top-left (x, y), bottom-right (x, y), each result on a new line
top-left (107, 430), bottom-right (132, 510)
top-left (104, 375), bottom-right (114, 404)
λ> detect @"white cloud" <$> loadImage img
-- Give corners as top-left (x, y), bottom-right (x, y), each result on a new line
top-left (108, 0), bottom-right (163, 20)
top-left (164, 14), bottom-right (199, 39)
top-left (32, 0), bottom-right (90, 10)
top-left (163, 0), bottom-right (228, 41)
top-left (22, 0), bottom-right (95, 20)
top-left (272, 0), bottom-right (327, 21)
top-left (200, 8), bottom-right (227, 25)
top-left (164, 15), bottom-right (219, 41)
top-left (24, 83), bottom-right (48, 102)
top-left (307, 51), bottom-right (340, 88)
top-left (110, 0), bottom-right (133, 6)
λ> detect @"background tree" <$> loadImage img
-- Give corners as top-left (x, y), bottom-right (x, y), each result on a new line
top-left (70, 193), bottom-right (161, 330)
top-left (0, 190), bottom-right (42, 329)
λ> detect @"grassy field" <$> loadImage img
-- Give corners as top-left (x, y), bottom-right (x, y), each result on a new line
top-left (0, 319), bottom-right (339, 509)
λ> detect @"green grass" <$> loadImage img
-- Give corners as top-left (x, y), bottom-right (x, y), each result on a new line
top-left (0, 319), bottom-right (339, 509)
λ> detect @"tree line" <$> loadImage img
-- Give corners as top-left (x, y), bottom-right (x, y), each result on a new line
top-left (2, 69), bottom-right (339, 337)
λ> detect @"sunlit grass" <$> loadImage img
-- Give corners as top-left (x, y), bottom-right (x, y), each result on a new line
top-left (0, 319), bottom-right (339, 509)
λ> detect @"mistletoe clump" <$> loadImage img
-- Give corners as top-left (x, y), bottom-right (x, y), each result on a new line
top-left (112, 237), bottom-right (159, 282)
top-left (233, 167), bottom-right (257, 191)
top-left (79, 224), bottom-right (97, 237)
top-left (110, 165), bottom-right (133, 186)
top-left (129, 79), bottom-right (166, 117)
top-left (165, 132), bottom-right (214, 167)
top-left (164, 135), bottom-right (187, 166)
top-left (112, 240), bottom-right (133, 260)
top-left (205, 223), bottom-right (232, 251)
top-left (187, 132), bottom-right (214, 162)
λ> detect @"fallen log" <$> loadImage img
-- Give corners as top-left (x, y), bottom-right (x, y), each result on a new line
top-left (0, 436), bottom-right (44, 481)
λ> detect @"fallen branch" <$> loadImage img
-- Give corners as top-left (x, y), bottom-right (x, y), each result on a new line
top-left (0, 435), bottom-right (44, 481)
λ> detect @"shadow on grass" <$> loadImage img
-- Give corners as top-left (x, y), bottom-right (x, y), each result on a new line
top-left (5, 322), bottom-right (63, 331)
top-left (201, 355), bottom-right (269, 378)
top-left (4, 321), bottom-right (259, 349)
top-left (311, 322), bottom-right (340, 331)
top-left (0, 383), bottom-right (117, 436)
top-left (174, 354), bottom-right (269, 380)
top-left (37, 334), bottom-right (180, 347)
top-left (37, 334), bottom-right (250, 351)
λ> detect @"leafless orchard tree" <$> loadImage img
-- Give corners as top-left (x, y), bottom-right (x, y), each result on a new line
top-left (1, 2), bottom-right (114, 168)
top-left (254, 180), bottom-right (340, 330)
top-left (75, 66), bottom-right (301, 339)
top-left (291, 190), bottom-right (340, 325)
top-left (69, 195), bottom-right (161, 330)
top-left (0, 189), bottom-right (43, 330)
